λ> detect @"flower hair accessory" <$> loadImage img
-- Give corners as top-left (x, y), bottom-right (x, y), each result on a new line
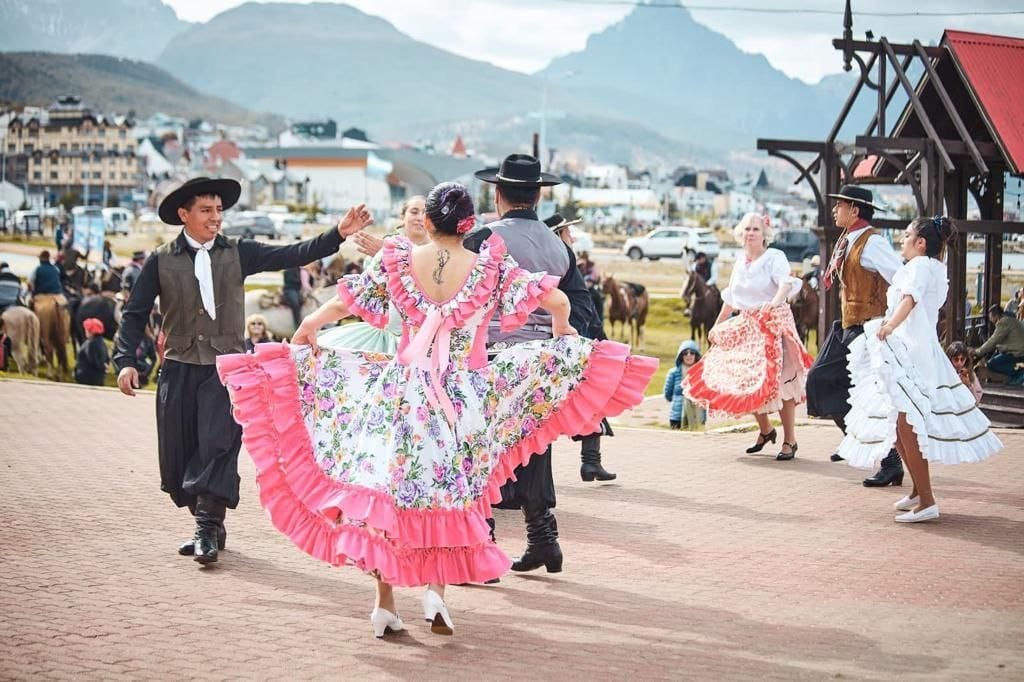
top-left (457, 215), bottom-right (476, 234)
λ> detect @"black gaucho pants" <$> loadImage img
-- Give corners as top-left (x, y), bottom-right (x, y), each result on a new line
top-left (806, 320), bottom-right (864, 420)
top-left (495, 445), bottom-right (556, 510)
top-left (156, 360), bottom-right (242, 509)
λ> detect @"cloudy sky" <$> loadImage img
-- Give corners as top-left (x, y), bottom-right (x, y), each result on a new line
top-left (163, 0), bottom-right (1024, 83)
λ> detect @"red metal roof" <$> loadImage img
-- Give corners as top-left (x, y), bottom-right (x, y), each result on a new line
top-left (944, 30), bottom-right (1024, 174)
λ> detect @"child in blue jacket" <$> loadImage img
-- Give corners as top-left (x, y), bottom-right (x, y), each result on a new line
top-left (664, 340), bottom-right (706, 429)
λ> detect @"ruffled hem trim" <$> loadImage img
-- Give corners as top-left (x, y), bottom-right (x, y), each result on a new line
top-left (482, 340), bottom-right (657, 505)
top-left (216, 339), bottom-right (656, 585)
top-left (838, 319), bottom-right (1002, 468)
top-left (684, 306), bottom-right (811, 417)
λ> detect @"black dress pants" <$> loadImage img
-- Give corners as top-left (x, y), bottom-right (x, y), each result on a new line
top-left (806, 321), bottom-right (864, 420)
top-left (156, 360), bottom-right (242, 509)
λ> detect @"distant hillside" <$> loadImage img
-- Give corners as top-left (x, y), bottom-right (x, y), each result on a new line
top-left (0, 52), bottom-right (284, 129)
top-left (0, 0), bottom-right (189, 62)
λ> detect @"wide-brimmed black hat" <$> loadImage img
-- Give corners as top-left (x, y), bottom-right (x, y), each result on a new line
top-left (474, 154), bottom-right (561, 187)
top-left (543, 213), bottom-right (583, 232)
top-left (158, 176), bottom-right (241, 225)
top-left (826, 184), bottom-right (884, 212)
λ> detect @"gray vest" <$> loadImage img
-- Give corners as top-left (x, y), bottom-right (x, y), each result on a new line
top-left (157, 235), bottom-right (245, 364)
top-left (485, 215), bottom-right (570, 344)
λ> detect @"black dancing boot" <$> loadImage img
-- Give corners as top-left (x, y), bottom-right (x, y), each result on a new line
top-left (178, 503), bottom-right (226, 556)
top-left (863, 450), bottom-right (904, 487)
top-left (510, 504), bottom-right (563, 573)
top-left (580, 436), bottom-right (616, 482)
top-left (193, 496), bottom-right (226, 565)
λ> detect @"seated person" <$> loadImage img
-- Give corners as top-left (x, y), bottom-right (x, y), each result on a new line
top-left (972, 304), bottom-right (1024, 385)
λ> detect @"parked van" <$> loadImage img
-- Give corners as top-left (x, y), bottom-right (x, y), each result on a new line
top-left (12, 209), bottom-right (42, 236)
top-left (102, 207), bottom-right (133, 236)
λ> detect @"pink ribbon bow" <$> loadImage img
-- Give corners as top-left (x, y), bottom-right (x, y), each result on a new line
top-left (398, 307), bottom-right (458, 426)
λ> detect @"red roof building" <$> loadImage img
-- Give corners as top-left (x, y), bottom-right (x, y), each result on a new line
top-left (944, 30), bottom-right (1024, 174)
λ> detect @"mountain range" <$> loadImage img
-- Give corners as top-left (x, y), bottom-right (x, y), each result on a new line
top-left (0, 52), bottom-right (283, 129)
top-left (0, 0), bottom-right (869, 167)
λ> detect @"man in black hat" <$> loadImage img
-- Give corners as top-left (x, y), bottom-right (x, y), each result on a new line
top-left (463, 155), bottom-right (589, 574)
top-left (545, 212), bottom-right (617, 482)
top-left (807, 185), bottom-right (904, 486)
top-left (113, 176), bottom-right (372, 565)
top-left (121, 250), bottom-right (146, 300)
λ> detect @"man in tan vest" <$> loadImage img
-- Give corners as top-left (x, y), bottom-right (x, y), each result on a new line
top-left (806, 185), bottom-right (904, 486)
top-left (113, 177), bottom-right (372, 564)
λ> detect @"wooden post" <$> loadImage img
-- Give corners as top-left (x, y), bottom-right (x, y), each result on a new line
top-left (819, 144), bottom-right (842, 341)
top-left (979, 165), bottom-right (1005, 317)
top-left (944, 169), bottom-right (968, 342)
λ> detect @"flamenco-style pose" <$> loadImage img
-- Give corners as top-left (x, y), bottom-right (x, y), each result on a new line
top-left (836, 217), bottom-right (1002, 522)
top-left (216, 183), bottom-right (656, 637)
top-left (684, 213), bottom-right (812, 459)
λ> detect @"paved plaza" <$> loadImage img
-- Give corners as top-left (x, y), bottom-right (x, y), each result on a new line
top-left (0, 380), bottom-right (1021, 680)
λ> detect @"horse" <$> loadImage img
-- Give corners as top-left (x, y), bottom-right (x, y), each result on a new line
top-left (1, 306), bottom-right (40, 375)
top-left (790, 272), bottom-right (820, 347)
top-left (602, 275), bottom-right (649, 349)
top-left (29, 293), bottom-right (71, 378)
top-left (243, 286), bottom-right (336, 340)
top-left (681, 271), bottom-right (722, 350)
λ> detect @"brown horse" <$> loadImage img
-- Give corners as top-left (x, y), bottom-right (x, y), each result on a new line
top-left (31, 293), bottom-right (71, 378)
top-left (603, 275), bottom-right (649, 348)
top-left (681, 271), bottom-right (722, 350)
top-left (790, 272), bottom-right (820, 346)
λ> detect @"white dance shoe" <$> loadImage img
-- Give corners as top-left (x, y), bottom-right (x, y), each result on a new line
top-left (422, 589), bottom-right (454, 635)
top-left (894, 504), bottom-right (939, 523)
top-left (893, 495), bottom-right (921, 512)
top-left (370, 607), bottom-right (404, 638)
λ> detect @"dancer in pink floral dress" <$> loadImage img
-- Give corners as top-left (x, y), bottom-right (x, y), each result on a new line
top-left (216, 183), bottom-right (656, 638)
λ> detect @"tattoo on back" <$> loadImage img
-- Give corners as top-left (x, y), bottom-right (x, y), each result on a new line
top-left (432, 249), bottom-right (450, 285)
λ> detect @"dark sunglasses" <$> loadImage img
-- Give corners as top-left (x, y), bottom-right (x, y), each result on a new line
top-left (681, 350), bottom-right (698, 356)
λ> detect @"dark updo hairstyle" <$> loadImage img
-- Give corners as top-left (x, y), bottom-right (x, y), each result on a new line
top-left (425, 182), bottom-right (475, 236)
top-left (910, 215), bottom-right (955, 259)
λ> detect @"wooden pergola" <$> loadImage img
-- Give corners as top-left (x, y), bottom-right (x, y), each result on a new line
top-left (756, 0), bottom-right (1024, 344)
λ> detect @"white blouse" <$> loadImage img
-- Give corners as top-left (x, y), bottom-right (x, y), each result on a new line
top-left (721, 248), bottom-right (801, 311)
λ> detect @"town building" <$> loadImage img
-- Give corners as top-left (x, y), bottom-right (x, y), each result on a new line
top-left (3, 96), bottom-right (141, 206)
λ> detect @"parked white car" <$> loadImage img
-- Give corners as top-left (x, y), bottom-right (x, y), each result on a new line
top-left (622, 226), bottom-right (720, 261)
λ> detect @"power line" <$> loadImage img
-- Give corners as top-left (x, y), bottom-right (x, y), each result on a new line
top-left (546, 0), bottom-right (1024, 17)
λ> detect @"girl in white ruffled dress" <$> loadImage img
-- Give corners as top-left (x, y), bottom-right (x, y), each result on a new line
top-left (837, 216), bottom-right (1002, 523)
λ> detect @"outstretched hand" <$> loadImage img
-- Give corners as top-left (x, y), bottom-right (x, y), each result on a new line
top-left (337, 204), bottom-right (374, 238)
top-left (352, 231), bottom-right (384, 257)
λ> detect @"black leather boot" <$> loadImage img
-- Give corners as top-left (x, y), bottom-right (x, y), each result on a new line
top-left (178, 502), bottom-right (226, 556)
top-left (193, 496), bottom-right (226, 565)
top-left (510, 504), bottom-right (563, 573)
top-left (863, 450), bottom-right (904, 487)
top-left (580, 435), bottom-right (616, 481)
top-left (178, 525), bottom-right (226, 555)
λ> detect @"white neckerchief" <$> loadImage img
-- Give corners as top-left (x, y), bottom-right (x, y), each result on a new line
top-left (183, 232), bottom-right (216, 320)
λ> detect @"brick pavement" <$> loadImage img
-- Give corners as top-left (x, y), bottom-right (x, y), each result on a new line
top-left (0, 379), bottom-right (1021, 681)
